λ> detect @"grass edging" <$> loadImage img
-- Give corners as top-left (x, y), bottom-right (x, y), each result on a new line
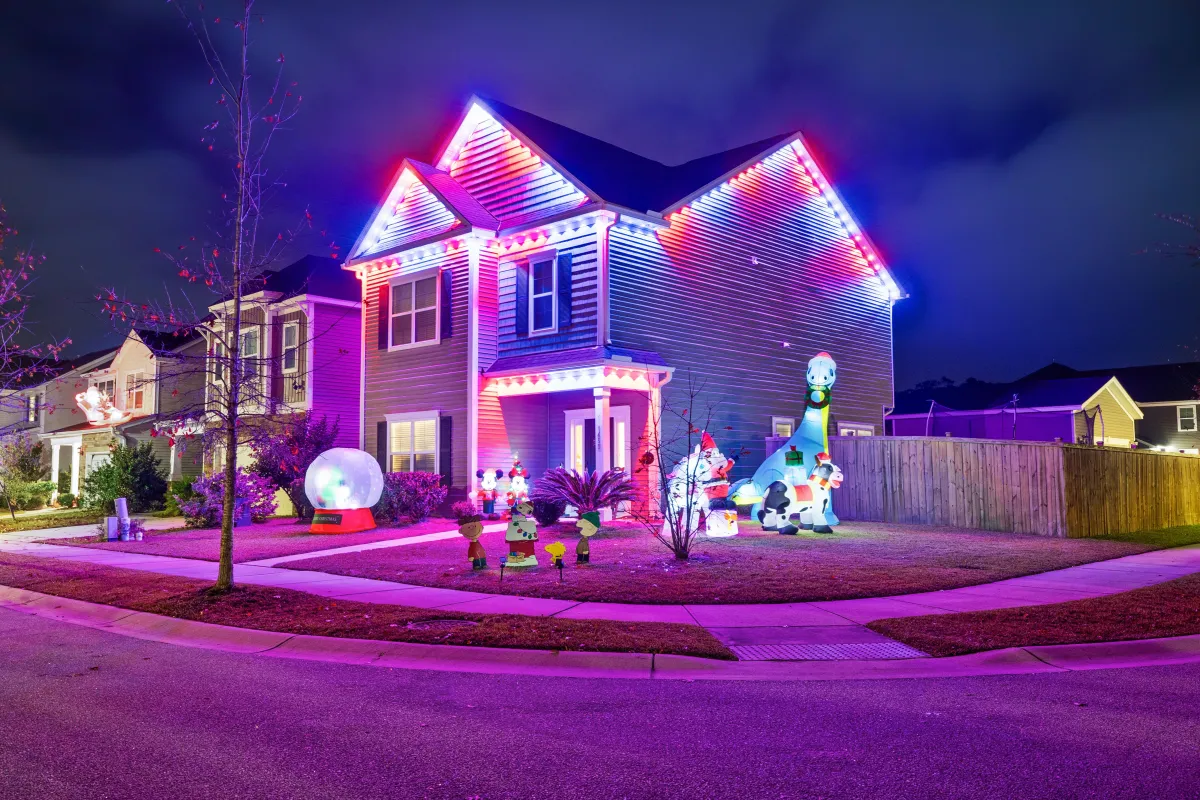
top-left (0, 552), bottom-right (734, 660)
top-left (867, 572), bottom-right (1200, 657)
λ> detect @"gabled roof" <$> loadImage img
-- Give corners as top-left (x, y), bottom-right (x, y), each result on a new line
top-left (261, 255), bottom-right (361, 302)
top-left (406, 160), bottom-right (500, 231)
top-left (892, 374), bottom-right (1142, 420)
top-left (1020, 361), bottom-right (1200, 405)
top-left (133, 327), bottom-right (204, 355)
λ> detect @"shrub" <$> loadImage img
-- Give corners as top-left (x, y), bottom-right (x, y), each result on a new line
top-left (531, 497), bottom-right (566, 526)
top-left (372, 472), bottom-right (447, 525)
top-left (450, 500), bottom-right (478, 522)
top-left (532, 467), bottom-right (633, 515)
top-left (57, 470), bottom-right (70, 495)
top-left (0, 433), bottom-right (50, 509)
top-left (179, 469), bottom-right (277, 528)
top-left (57, 492), bottom-right (76, 509)
top-left (247, 413), bottom-right (339, 521)
top-left (81, 443), bottom-right (168, 513)
top-left (162, 478), bottom-right (196, 516)
top-left (6, 480), bottom-right (56, 510)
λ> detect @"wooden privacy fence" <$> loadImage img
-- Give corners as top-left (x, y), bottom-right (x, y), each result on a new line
top-left (828, 436), bottom-right (1200, 538)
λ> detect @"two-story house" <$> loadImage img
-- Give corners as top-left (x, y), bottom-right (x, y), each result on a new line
top-left (203, 255), bottom-right (363, 469)
top-left (37, 329), bottom-right (206, 497)
top-left (345, 97), bottom-right (901, 508)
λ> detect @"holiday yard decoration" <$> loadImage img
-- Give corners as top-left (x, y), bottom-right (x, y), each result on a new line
top-left (575, 510), bottom-right (600, 563)
top-left (505, 454), bottom-right (530, 508)
top-left (800, 452), bottom-right (844, 533)
top-left (661, 431), bottom-right (738, 540)
top-left (304, 448), bottom-right (384, 534)
top-left (474, 468), bottom-right (503, 518)
top-left (504, 500), bottom-right (539, 567)
top-left (75, 385), bottom-right (129, 426)
top-left (458, 514), bottom-right (487, 570)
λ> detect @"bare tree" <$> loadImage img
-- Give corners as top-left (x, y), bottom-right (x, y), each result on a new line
top-left (97, 1), bottom-right (307, 593)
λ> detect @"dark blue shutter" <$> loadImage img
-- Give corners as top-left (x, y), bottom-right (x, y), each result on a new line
top-left (440, 269), bottom-right (453, 339)
top-left (557, 253), bottom-right (572, 328)
top-left (438, 415), bottom-right (452, 488)
top-left (376, 421), bottom-right (387, 473)
top-left (376, 285), bottom-right (389, 350)
top-left (514, 261), bottom-right (529, 338)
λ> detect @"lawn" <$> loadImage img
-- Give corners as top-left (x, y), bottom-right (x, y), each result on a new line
top-left (278, 520), bottom-right (1200, 605)
top-left (0, 509), bottom-right (103, 534)
top-left (867, 572), bottom-right (1200, 657)
top-left (0, 552), bottom-right (732, 660)
top-left (49, 517), bottom-right (464, 562)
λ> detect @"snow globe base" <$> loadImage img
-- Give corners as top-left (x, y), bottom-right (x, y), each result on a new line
top-left (310, 507), bottom-right (376, 534)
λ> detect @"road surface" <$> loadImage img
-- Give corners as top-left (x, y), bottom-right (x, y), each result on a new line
top-left (2, 608), bottom-right (1197, 799)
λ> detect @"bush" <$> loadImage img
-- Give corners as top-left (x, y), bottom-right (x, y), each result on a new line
top-left (6, 480), bottom-right (56, 510)
top-left (162, 478), bottom-right (196, 516)
top-left (372, 472), bottom-right (447, 525)
top-left (247, 413), bottom-right (339, 521)
top-left (81, 443), bottom-right (168, 513)
top-left (57, 492), bottom-right (76, 509)
top-left (531, 497), bottom-right (566, 526)
top-left (179, 469), bottom-right (277, 528)
top-left (0, 433), bottom-right (50, 509)
top-left (57, 470), bottom-right (70, 495)
top-left (532, 467), bottom-right (633, 515)
top-left (450, 500), bottom-right (477, 522)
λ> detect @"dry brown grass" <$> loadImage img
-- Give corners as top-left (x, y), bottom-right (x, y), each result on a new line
top-left (0, 552), bottom-right (732, 660)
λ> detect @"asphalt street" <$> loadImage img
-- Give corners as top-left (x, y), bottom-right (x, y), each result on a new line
top-left (2, 608), bottom-right (1198, 799)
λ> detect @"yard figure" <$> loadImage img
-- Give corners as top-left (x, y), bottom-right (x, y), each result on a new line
top-left (458, 514), bottom-right (488, 570)
top-left (475, 468), bottom-right (503, 518)
top-left (798, 452), bottom-right (843, 533)
top-left (545, 541), bottom-right (566, 567)
top-left (575, 510), bottom-right (601, 563)
top-left (506, 454), bottom-right (530, 509)
top-left (504, 500), bottom-right (539, 567)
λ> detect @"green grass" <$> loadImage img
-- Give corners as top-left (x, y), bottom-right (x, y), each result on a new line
top-left (0, 509), bottom-right (103, 533)
top-left (868, 572), bottom-right (1200, 657)
top-left (1091, 525), bottom-right (1200, 549)
top-left (0, 552), bottom-right (734, 660)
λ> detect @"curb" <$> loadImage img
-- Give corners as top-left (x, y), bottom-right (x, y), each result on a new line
top-left (5, 583), bottom-right (1200, 682)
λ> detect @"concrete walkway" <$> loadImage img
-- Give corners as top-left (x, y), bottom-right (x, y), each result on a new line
top-left (3, 533), bottom-right (1200, 662)
top-left (242, 522), bottom-right (507, 567)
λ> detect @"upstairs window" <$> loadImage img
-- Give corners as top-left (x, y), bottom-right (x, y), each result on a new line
top-left (213, 341), bottom-right (227, 385)
top-left (281, 322), bottom-right (300, 374)
top-left (26, 394), bottom-right (38, 424)
top-left (390, 274), bottom-right (438, 349)
top-left (1179, 405), bottom-right (1197, 432)
top-left (388, 415), bottom-right (437, 473)
top-left (125, 373), bottom-right (145, 411)
top-left (239, 328), bottom-right (260, 383)
top-left (91, 377), bottom-right (116, 400)
top-left (838, 423), bottom-right (876, 437)
top-left (530, 256), bottom-right (556, 333)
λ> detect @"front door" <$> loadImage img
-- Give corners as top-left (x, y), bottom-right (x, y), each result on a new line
top-left (565, 405), bottom-right (632, 476)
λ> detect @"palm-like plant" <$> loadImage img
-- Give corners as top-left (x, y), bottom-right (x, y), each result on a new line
top-left (532, 467), bottom-right (634, 514)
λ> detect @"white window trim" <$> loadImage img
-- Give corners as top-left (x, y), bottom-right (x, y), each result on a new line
top-left (125, 371), bottom-right (146, 411)
top-left (1178, 405), bottom-right (1197, 433)
top-left (770, 416), bottom-right (795, 438)
top-left (838, 422), bottom-right (876, 437)
top-left (384, 411), bottom-right (439, 474)
top-left (528, 253), bottom-right (558, 336)
top-left (388, 268), bottom-right (441, 352)
top-left (281, 321), bottom-right (300, 375)
top-left (90, 376), bottom-right (116, 399)
top-left (26, 393), bottom-right (38, 424)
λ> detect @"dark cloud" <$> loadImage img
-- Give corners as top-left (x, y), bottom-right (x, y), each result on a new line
top-left (2, 0), bottom-right (1199, 387)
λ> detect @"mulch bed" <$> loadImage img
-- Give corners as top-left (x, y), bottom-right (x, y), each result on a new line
top-left (0, 552), bottom-right (733, 660)
top-left (278, 519), bottom-right (1184, 605)
top-left (48, 517), bottom-right (463, 563)
top-left (867, 573), bottom-right (1200, 656)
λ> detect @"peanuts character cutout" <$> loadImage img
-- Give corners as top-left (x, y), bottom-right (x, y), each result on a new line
top-left (575, 510), bottom-right (600, 563)
top-left (458, 514), bottom-right (487, 570)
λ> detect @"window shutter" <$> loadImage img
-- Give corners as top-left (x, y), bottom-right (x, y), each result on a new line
top-left (557, 253), bottom-right (573, 328)
top-left (376, 285), bottom-right (389, 350)
top-left (376, 421), bottom-right (387, 473)
top-left (514, 261), bottom-right (529, 338)
top-left (438, 415), bottom-right (453, 489)
top-left (440, 269), bottom-right (453, 339)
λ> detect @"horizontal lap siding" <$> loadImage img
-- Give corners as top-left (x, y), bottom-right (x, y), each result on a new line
top-left (1077, 386), bottom-right (1137, 445)
top-left (448, 116), bottom-right (588, 227)
top-left (496, 228), bottom-right (598, 357)
top-left (477, 249), bottom-right (507, 475)
top-left (609, 151), bottom-right (893, 483)
top-left (311, 302), bottom-right (362, 450)
top-left (359, 181), bottom-right (462, 258)
top-left (1138, 405), bottom-right (1200, 450)
top-left (363, 250), bottom-right (469, 490)
top-left (270, 310), bottom-right (307, 406)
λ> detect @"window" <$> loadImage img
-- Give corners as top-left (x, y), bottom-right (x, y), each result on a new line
top-left (1179, 405), bottom-right (1197, 433)
top-left (838, 423), bottom-right (876, 437)
top-left (390, 274), bottom-right (438, 349)
top-left (213, 341), bottom-right (227, 385)
top-left (91, 377), bottom-right (115, 399)
top-left (25, 393), bottom-right (38, 424)
top-left (388, 415), bottom-right (437, 473)
top-left (239, 328), bottom-right (260, 382)
top-left (530, 256), bottom-right (556, 333)
top-left (771, 417), bottom-right (795, 438)
top-left (281, 322), bottom-right (300, 373)
top-left (125, 373), bottom-right (144, 411)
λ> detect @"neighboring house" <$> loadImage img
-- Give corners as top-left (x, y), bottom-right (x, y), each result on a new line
top-left (345, 96), bottom-right (902, 507)
top-left (1021, 362), bottom-right (1200, 453)
top-left (38, 329), bottom-right (206, 496)
top-left (203, 255), bottom-right (363, 467)
top-left (888, 374), bottom-right (1143, 447)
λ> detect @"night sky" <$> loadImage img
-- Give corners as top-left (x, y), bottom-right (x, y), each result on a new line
top-left (2, 0), bottom-right (1198, 389)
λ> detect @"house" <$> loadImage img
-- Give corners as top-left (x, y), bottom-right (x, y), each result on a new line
top-left (202, 254), bottom-right (363, 466)
top-left (1021, 362), bottom-right (1200, 452)
top-left (888, 374), bottom-right (1143, 447)
top-left (37, 329), bottom-right (206, 497)
top-left (345, 97), bottom-right (901, 508)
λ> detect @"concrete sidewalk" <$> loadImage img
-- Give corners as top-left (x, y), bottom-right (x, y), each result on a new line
top-left (3, 535), bottom-right (1199, 661)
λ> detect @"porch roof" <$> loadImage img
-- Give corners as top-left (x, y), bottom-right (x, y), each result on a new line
top-left (483, 346), bottom-right (672, 396)
top-left (485, 346), bottom-right (668, 376)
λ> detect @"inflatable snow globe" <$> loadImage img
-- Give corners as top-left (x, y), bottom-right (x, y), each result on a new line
top-left (304, 448), bottom-right (385, 534)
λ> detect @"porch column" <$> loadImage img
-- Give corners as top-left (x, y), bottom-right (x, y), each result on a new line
top-left (69, 444), bottom-right (80, 496)
top-left (50, 444), bottom-right (60, 502)
top-left (594, 387), bottom-right (612, 521)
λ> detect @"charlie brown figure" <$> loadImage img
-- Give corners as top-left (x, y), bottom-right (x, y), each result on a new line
top-left (575, 510), bottom-right (601, 564)
top-left (458, 514), bottom-right (487, 570)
